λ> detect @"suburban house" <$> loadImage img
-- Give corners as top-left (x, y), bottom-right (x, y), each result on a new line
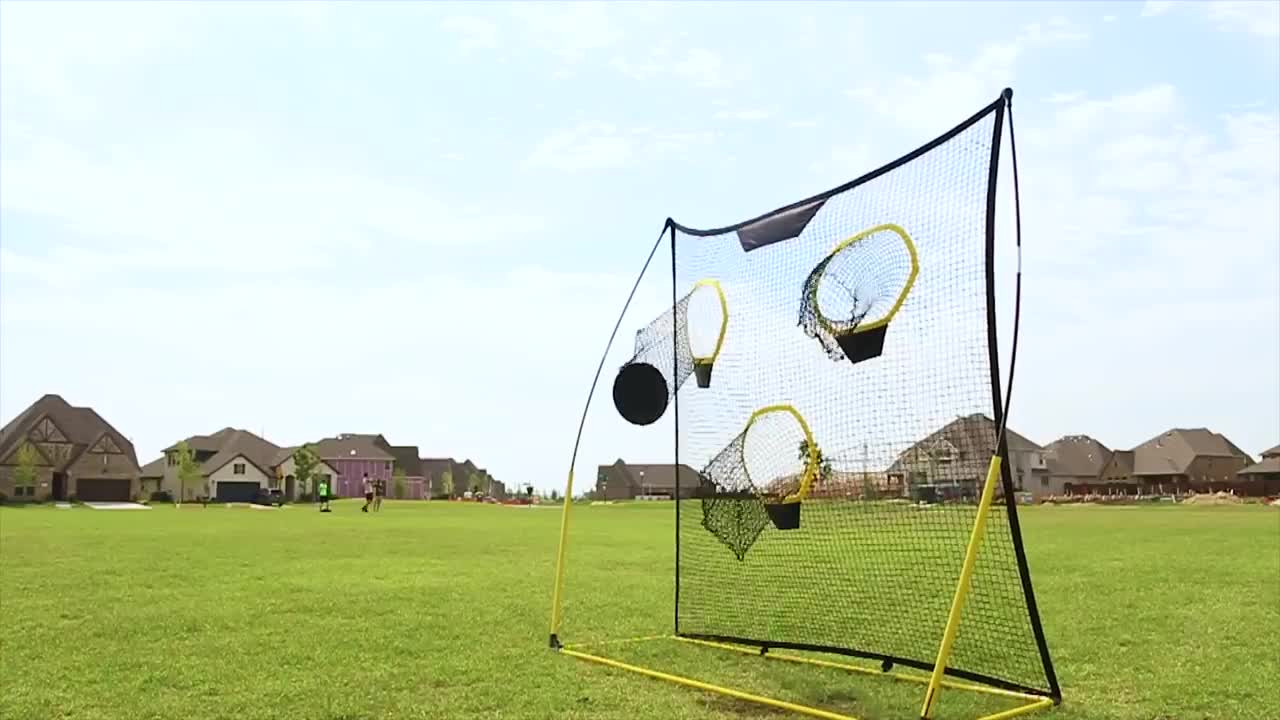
top-left (1041, 435), bottom-right (1112, 497)
top-left (312, 434), bottom-right (395, 498)
top-left (420, 456), bottom-right (504, 498)
top-left (886, 414), bottom-right (1047, 501)
top-left (387, 444), bottom-right (427, 500)
top-left (595, 460), bottom-right (702, 500)
top-left (159, 427), bottom-right (282, 502)
top-left (0, 393), bottom-right (142, 502)
top-left (140, 456), bottom-right (165, 497)
top-left (1236, 444), bottom-right (1280, 496)
top-left (1095, 428), bottom-right (1255, 495)
top-left (270, 446), bottom-right (340, 500)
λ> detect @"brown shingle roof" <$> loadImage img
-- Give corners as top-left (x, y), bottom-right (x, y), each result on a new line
top-left (0, 394), bottom-right (140, 473)
top-left (1044, 435), bottom-right (1111, 478)
top-left (140, 457), bottom-right (166, 479)
top-left (1131, 428), bottom-right (1253, 476)
top-left (389, 445), bottom-right (422, 476)
top-left (1260, 444), bottom-right (1280, 459)
top-left (1238, 457), bottom-right (1280, 476)
top-left (173, 429), bottom-right (281, 477)
top-left (887, 414), bottom-right (1040, 477)
top-left (598, 460), bottom-right (702, 492)
top-left (313, 435), bottom-right (394, 461)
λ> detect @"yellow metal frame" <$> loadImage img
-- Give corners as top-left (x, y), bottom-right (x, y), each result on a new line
top-left (550, 454), bottom-right (1054, 720)
top-left (741, 404), bottom-right (819, 504)
top-left (810, 223), bottom-right (919, 337)
top-left (690, 278), bottom-right (730, 364)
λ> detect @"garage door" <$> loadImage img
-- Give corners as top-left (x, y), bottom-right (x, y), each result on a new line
top-left (215, 481), bottom-right (260, 503)
top-left (77, 478), bottom-right (131, 502)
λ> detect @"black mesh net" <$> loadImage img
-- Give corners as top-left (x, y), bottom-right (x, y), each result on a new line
top-left (798, 224), bottom-right (918, 364)
top-left (632, 288), bottom-right (696, 395)
top-left (697, 407), bottom-right (817, 560)
top-left (666, 105), bottom-right (1054, 696)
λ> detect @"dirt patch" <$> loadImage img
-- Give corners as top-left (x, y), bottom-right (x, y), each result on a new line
top-left (1181, 491), bottom-right (1245, 506)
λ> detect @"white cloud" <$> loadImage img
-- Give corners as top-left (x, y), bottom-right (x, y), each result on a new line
top-left (508, 1), bottom-right (623, 61)
top-left (714, 108), bottom-right (772, 121)
top-left (788, 119), bottom-right (821, 129)
top-left (524, 124), bottom-right (718, 172)
top-left (524, 123), bottom-right (634, 171)
top-left (848, 19), bottom-right (1090, 134)
top-left (1141, 1), bottom-right (1176, 18)
top-left (610, 45), bottom-right (736, 89)
top-left (1103, 14), bottom-right (1118, 23)
top-left (1046, 91), bottom-right (1086, 104)
top-left (0, 127), bottom-right (544, 278)
top-left (439, 15), bottom-right (500, 50)
top-left (1009, 86), bottom-right (1279, 450)
top-left (673, 48), bottom-right (725, 87)
top-left (1206, 0), bottom-right (1280, 37)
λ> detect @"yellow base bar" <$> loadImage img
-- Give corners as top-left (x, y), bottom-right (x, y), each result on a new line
top-left (559, 635), bottom-right (1053, 720)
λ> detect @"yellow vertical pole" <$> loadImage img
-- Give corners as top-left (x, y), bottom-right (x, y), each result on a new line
top-left (919, 454), bottom-right (1003, 719)
top-left (548, 469), bottom-right (577, 642)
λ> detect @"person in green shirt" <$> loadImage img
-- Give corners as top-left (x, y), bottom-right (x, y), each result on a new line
top-left (318, 479), bottom-right (331, 512)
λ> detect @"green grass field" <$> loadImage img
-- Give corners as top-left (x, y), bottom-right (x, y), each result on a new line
top-left (1, 500), bottom-right (1277, 720)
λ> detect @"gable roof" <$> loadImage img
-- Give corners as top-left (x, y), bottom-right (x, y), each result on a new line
top-left (140, 456), bottom-right (166, 479)
top-left (420, 457), bottom-right (453, 481)
top-left (0, 394), bottom-right (140, 474)
top-left (1238, 457), bottom-right (1280, 476)
top-left (887, 414), bottom-right (1041, 475)
top-left (166, 428), bottom-right (281, 477)
top-left (164, 427), bottom-right (237, 453)
top-left (1044, 435), bottom-right (1111, 478)
top-left (312, 435), bottom-right (395, 461)
top-left (1260, 444), bottom-right (1280, 460)
top-left (388, 445), bottom-right (423, 476)
top-left (1131, 428), bottom-right (1253, 476)
top-left (597, 460), bottom-right (702, 492)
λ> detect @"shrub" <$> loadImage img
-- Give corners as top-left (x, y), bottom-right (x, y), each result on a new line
top-left (150, 491), bottom-right (174, 503)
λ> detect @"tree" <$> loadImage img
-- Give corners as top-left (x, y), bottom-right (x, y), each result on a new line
top-left (797, 439), bottom-right (834, 487)
top-left (292, 444), bottom-right (321, 500)
top-left (174, 440), bottom-right (203, 504)
top-left (468, 472), bottom-right (484, 497)
top-left (393, 465), bottom-right (407, 500)
top-left (439, 470), bottom-right (454, 499)
top-left (12, 442), bottom-right (41, 499)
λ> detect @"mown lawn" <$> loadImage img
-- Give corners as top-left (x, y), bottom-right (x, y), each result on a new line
top-left (1, 500), bottom-right (1276, 720)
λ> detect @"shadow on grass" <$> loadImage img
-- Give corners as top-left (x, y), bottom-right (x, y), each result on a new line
top-left (701, 687), bottom-right (867, 718)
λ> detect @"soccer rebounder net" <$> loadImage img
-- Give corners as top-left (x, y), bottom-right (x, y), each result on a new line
top-left (548, 89), bottom-right (1061, 720)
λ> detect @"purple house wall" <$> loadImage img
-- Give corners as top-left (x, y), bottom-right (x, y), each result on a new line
top-left (312, 436), bottom-right (394, 498)
top-left (328, 457), bottom-right (394, 497)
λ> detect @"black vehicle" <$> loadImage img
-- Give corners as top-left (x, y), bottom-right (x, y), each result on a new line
top-left (253, 488), bottom-right (286, 507)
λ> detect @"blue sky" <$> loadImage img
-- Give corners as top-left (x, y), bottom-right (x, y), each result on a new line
top-left (1, 1), bottom-right (1277, 492)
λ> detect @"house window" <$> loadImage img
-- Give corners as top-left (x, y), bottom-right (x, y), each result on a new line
top-left (385, 462), bottom-right (392, 472)
top-left (320, 473), bottom-right (332, 484)
top-left (1041, 476), bottom-right (1049, 487)
top-left (233, 463), bottom-right (246, 475)
top-left (167, 453), bottom-right (176, 467)
top-left (15, 485), bottom-right (35, 497)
